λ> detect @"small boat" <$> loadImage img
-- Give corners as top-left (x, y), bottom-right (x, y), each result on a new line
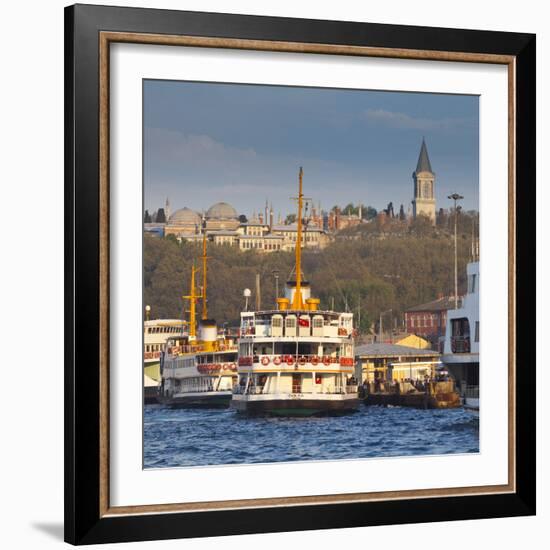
top-left (231, 168), bottom-right (360, 416)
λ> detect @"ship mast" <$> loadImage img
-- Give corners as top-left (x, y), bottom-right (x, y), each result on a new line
top-left (292, 167), bottom-right (305, 310)
top-left (201, 233), bottom-right (209, 320)
top-left (183, 264), bottom-right (202, 340)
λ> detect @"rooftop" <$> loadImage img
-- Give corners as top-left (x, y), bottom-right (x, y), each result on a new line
top-left (355, 342), bottom-right (439, 357)
top-left (405, 296), bottom-right (458, 312)
top-left (271, 222), bottom-right (322, 232)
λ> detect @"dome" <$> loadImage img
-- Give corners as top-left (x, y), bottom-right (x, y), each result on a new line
top-left (206, 202), bottom-right (238, 220)
top-left (168, 207), bottom-right (201, 226)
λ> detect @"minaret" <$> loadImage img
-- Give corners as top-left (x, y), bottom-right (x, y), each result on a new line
top-left (412, 138), bottom-right (436, 223)
top-left (269, 203), bottom-right (274, 231)
top-left (165, 197), bottom-right (171, 220)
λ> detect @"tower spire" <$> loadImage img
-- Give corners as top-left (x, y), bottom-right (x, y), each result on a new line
top-left (416, 137), bottom-right (433, 173)
top-left (412, 138), bottom-right (436, 223)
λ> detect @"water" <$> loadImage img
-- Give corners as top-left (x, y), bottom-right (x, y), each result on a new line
top-left (144, 405), bottom-right (479, 469)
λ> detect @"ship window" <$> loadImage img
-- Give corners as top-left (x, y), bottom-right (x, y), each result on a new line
top-left (469, 274), bottom-right (477, 293)
top-left (285, 317), bottom-right (296, 328)
top-left (312, 317), bottom-right (323, 328)
top-left (272, 316), bottom-right (282, 328)
top-left (451, 318), bottom-right (470, 337)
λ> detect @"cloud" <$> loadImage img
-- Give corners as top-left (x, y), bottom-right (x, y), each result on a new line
top-left (145, 127), bottom-right (258, 166)
top-left (363, 109), bottom-right (469, 131)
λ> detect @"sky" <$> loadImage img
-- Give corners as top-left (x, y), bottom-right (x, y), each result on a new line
top-left (143, 80), bottom-right (479, 218)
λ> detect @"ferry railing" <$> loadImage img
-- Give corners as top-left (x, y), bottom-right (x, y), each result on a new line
top-left (464, 385), bottom-right (479, 399)
top-left (233, 386), bottom-right (359, 396)
top-left (249, 354), bottom-right (354, 366)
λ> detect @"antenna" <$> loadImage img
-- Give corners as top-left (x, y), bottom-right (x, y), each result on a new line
top-left (201, 233), bottom-right (209, 320)
top-left (290, 167), bottom-right (311, 309)
top-left (183, 264), bottom-right (202, 340)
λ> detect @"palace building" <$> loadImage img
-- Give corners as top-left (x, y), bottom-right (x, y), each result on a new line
top-left (412, 138), bottom-right (436, 223)
top-left (160, 200), bottom-right (329, 252)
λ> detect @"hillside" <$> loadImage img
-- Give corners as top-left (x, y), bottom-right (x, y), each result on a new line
top-left (144, 226), bottom-right (476, 333)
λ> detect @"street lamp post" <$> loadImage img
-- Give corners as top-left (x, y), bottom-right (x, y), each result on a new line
top-left (272, 270), bottom-right (280, 299)
top-left (448, 193), bottom-right (464, 309)
top-left (379, 308), bottom-right (392, 343)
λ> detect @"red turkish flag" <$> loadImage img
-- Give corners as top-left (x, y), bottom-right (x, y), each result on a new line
top-left (298, 318), bottom-right (310, 327)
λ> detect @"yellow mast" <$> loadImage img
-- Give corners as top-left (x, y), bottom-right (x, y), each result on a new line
top-left (291, 167), bottom-right (305, 310)
top-left (201, 233), bottom-right (209, 320)
top-left (183, 264), bottom-right (202, 339)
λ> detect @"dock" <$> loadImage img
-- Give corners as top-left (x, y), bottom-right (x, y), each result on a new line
top-left (362, 379), bottom-right (461, 409)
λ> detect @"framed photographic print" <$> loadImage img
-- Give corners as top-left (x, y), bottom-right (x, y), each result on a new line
top-left (64, 3), bottom-right (536, 545)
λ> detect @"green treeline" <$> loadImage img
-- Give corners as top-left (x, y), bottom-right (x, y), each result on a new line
top-left (144, 223), bottom-right (476, 332)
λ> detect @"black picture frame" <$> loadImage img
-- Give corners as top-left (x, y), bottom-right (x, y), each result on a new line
top-left (65, 3), bottom-right (536, 545)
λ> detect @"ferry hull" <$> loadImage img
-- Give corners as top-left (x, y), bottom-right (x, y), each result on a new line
top-left (159, 391), bottom-right (233, 408)
top-left (231, 397), bottom-right (360, 416)
top-left (144, 361), bottom-right (161, 382)
top-left (144, 385), bottom-right (161, 404)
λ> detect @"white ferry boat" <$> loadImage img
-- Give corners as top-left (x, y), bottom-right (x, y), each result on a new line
top-left (441, 260), bottom-right (479, 414)
top-left (144, 318), bottom-right (185, 382)
top-left (231, 168), bottom-right (359, 416)
top-left (159, 238), bottom-right (238, 407)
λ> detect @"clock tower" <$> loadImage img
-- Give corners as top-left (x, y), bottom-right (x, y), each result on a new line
top-left (412, 138), bottom-right (436, 223)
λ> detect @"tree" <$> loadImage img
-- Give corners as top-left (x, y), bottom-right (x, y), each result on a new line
top-left (343, 203), bottom-right (357, 216)
top-left (156, 208), bottom-right (166, 224)
top-left (165, 233), bottom-right (179, 245)
top-left (238, 214), bottom-right (248, 223)
top-left (436, 208), bottom-right (449, 228)
top-left (363, 206), bottom-right (377, 220)
top-left (144, 210), bottom-right (152, 223)
top-left (409, 213), bottom-right (434, 237)
top-left (399, 204), bottom-right (406, 221)
top-left (285, 214), bottom-right (297, 225)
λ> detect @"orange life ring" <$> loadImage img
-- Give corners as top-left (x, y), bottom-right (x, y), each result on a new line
top-left (311, 355), bottom-right (319, 365)
top-left (323, 356), bottom-right (331, 366)
top-left (261, 356), bottom-right (270, 366)
top-left (286, 355), bottom-right (295, 366)
top-left (273, 355), bottom-right (282, 365)
top-left (230, 362), bottom-right (237, 371)
top-left (298, 355), bottom-right (306, 365)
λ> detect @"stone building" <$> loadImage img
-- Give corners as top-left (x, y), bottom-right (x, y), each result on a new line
top-left (404, 295), bottom-right (459, 350)
top-left (160, 200), bottom-right (329, 252)
top-left (412, 138), bottom-right (436, 223)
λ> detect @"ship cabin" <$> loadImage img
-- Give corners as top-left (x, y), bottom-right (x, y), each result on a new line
top-left (237, 305), bottom-right (356, 397)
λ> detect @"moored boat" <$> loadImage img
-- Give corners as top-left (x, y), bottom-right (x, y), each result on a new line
top-left (231, 168), bottom-right (360, 416)
top-left (441, 261), bottom-right (480, 414)
top-left (144, 318), bottom-right (185, 382)
top-left (159, 236), bottom-right (238, 407)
